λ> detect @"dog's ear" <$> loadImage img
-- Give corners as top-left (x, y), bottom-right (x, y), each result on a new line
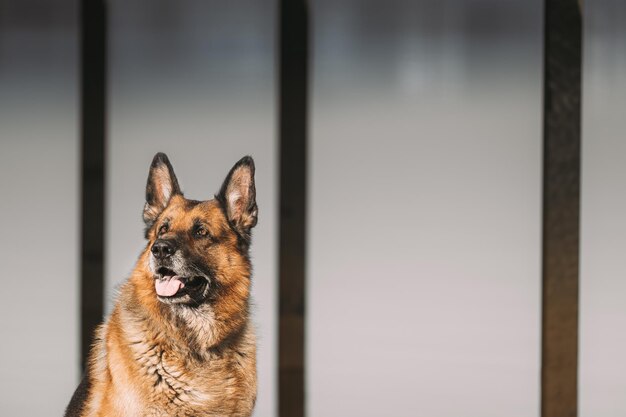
top-left (143, 153), bottom-right (181, 227)
top-left (217, 156), bottom-right (258, 238)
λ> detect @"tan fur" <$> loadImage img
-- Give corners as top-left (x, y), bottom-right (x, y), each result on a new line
top-left (81, 195), bottom-right (257, 417)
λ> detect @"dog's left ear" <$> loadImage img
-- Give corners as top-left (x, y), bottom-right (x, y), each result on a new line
top-left (218, 156), bottom-right (258, 237)
top-left (143, 152), bottom-right (181, 227)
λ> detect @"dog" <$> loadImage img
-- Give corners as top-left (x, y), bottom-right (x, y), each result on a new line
top-left (65, 153), bottom-right (258, 417)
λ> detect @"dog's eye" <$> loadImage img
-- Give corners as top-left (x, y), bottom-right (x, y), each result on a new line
top-left (195, 227), bottom-right (209, 238)
top-left (158, 224), bottom-right (168, 235)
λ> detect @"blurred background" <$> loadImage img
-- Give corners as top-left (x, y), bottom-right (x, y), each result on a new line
top-left (0, 0), bottom-right (624, 416)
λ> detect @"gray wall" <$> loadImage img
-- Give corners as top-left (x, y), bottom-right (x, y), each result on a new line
top-left (580, 1), bottom-right (626, 416)
top-left (0, 1), bottom-right (79, 414)
top-left (105, 2), bottom-right (277, 416)
top-left (308, 1), bottom-right (543, 416)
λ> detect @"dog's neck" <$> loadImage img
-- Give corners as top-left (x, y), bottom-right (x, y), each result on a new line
top-left (121, 252), bottom-right (251, 360)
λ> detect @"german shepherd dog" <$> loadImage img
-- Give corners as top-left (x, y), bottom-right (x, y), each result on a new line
top-left (66, 153), bottom-right (258, 417)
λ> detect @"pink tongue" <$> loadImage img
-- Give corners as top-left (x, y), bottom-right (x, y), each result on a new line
top-left (155, 276), bottom-right (184, 297)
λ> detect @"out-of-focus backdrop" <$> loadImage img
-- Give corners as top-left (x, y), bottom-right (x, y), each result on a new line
top-left (0, 1), bottom-right (623, 416)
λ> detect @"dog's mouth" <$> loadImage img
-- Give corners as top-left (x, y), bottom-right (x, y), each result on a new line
top-left (154, 267), bottom-right (209, 301)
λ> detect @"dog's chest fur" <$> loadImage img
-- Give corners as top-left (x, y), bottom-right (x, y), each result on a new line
top-left (84, 296), bottom-right (256, 417)
top-left (129, 327), bottom-right (253, 416)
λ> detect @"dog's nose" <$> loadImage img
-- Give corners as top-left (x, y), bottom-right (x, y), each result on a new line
top-left (151, 239), bottom-right (176, 260)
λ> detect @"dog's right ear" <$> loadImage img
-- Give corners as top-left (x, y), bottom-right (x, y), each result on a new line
top-left (143, 153), bottom-right (181, 228)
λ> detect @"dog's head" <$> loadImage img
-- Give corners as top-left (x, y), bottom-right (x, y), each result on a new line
top-left (142, 152), bottom-right (257, 307)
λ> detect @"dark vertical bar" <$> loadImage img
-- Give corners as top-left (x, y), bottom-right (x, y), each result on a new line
top-left (541, 1), bottom-right (582, 416)
top-left (278, 0), bottom-right (308, 416)
top-left (80, 0), bottom-right (107, 370)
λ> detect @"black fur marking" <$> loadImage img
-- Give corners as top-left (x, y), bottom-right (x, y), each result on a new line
top-left (184, 199), bottom-right (201, 210)
top-left (64, 373), bottom-right (90, 417)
